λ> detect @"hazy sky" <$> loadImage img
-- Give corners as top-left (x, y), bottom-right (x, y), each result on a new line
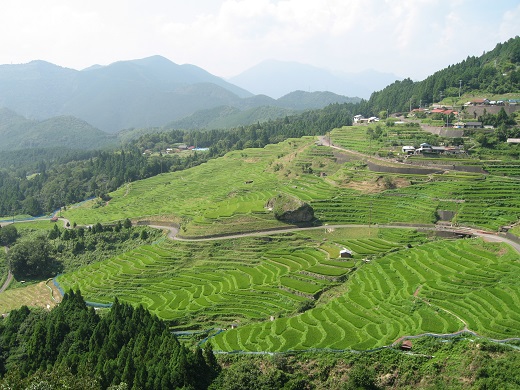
top-left (1, 0), bottom-right (519, 80)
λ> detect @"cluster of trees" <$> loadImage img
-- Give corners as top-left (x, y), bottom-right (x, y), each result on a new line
top-left (0, 291), bottom-right (220, 389)
top-left (470, 108), bottom-right (520, 148)
top-left (0, 224), bottom-right (17, 246)
top-left (7, 235), bottom-right (59, 279)
top-left (6, 222), bottom-right (159, 278)
top-left (366, 37), bottom-right (520, 114)
top-left (0, 148), bottom-right (170, 218)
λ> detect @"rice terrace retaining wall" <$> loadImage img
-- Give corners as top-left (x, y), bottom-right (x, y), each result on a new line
top-left (366, 161), bottom-right (442, 175)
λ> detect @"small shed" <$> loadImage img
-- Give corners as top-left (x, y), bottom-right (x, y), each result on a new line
top-left (402, 146), bottom-right (415, 155)
top-left (465, 122), bottom-right (483, 129)
top-left (339, 248), bottom-right (353, 258)
top-left (50, 216), bottom-right (58, 222)
top-left (400, 340), bottom-right (413, 350)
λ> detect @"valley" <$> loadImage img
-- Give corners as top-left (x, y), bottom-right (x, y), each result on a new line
top-left (1, 35), bottom-right (520, 389)
top-left (2, 126), bottom-right (519, 357)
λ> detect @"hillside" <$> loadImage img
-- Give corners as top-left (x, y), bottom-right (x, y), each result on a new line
top-left (2, 40), bottom-right (520, 388)
top-left (47, 130), bottom-right (520, 353)
top-left (0, 56), bottom-right (359, 133)
top-left (0, 108), bottom-right (115, 151)
top-left (169, 105), bottom-right (297, 130)
top-left (366, 36), bottom-right (520, 114)
top-left (2, 122), bottom-right (520, 388)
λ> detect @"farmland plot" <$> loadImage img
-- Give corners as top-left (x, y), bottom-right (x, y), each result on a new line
top-left (211, 238), bottom-right (519, 351)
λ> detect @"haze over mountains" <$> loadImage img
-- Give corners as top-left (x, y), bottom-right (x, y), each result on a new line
top-left (0, 56), bottom-right (361, 135)
top-left (229, 60), bottom-right (401, 99)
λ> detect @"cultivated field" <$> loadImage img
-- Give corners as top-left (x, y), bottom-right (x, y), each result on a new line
top-left (211, 238), bottom-right (520, 351)
top-left (63, 134), bottom-right (520, 234)
top-left (56, 227), bottom-right (427, 329)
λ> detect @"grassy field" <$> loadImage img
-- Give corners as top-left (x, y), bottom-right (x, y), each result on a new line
top-left (211, 238), bottom-right (520, 351)
top-left (0, 280), bottom-right (60, 314)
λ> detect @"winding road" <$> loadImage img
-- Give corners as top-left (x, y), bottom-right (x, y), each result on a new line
top-left (148, 223), bottom-right (520, 255)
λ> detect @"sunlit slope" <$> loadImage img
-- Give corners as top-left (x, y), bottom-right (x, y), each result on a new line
top-left (56, 227), bottom-right (428, 329)
top-left (211, 238), bottom-right (520, 352)
top-left (64, 129), bottom-right (520, 233)
top-left (63, 137), bottom-right (316, 226)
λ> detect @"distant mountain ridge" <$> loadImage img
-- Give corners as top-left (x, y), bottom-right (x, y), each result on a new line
top-left (0, 56), bottom-right (359, 134)
top-left (228, 59), bottom-right (401, 99)
top-left (0, 108), bottom-right (115, 151)
top-left (168, 91), bottom-right (360, 129)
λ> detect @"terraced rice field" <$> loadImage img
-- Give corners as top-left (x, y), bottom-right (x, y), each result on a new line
top-left (62, 139), bottom-right (311, 225)
top-left (62, 130), bottom-right (520, 235)
top-left (211, 238), bottom-right (520, 351)
top-left (56, 228), bottom-right (418, 329)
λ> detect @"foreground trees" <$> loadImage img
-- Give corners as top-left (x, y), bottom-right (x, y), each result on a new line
top-left (0, 291), bottom-right (219, 389)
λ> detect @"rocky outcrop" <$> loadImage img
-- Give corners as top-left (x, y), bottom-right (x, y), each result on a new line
top-left (266, 194), bottom-right (314, 223)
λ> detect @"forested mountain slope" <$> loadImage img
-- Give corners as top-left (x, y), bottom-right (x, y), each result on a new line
top-left (366, 36), bottom-right (520, 114)
top-left (0, 108), bottom-right (115, 151)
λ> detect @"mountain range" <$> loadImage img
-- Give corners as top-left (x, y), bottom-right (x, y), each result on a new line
top-left (229, 60), bottom-right (401, 99)
top-left (0, 56), bottom-right (361, 134)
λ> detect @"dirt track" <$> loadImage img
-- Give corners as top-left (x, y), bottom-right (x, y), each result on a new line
top-left (0, 247), bottom-right (13, 293)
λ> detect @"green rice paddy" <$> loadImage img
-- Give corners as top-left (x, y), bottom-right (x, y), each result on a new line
top-left (211, 238), bottom-right (520, 351)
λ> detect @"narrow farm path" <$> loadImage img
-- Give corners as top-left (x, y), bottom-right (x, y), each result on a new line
top-left (0, 247), bottom-right (13, 294)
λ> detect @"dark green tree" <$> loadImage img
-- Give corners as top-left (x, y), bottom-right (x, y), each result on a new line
top-left (123, 218), bottom-right (132, 229)
top-left (0, 224), bottom-right (18, 246)
top-left (7, 235), bottom-right (61, 279)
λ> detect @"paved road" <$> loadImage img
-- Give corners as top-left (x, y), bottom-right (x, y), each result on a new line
top-left (148, 223), bottom-right (520, 255)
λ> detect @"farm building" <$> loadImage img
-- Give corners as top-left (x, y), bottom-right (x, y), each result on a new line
top-left (400, 340), bottom-right (413, 350)
top-left (464, 122), bottom-right (483, 129)
top-left (402, 146), bottom-right (416, 154)
top-left (339, 248), bottom-right (353, 258)
top-left (469, 98), bottom-right (490, 105)
top-left (353, 115), bottom-right (379, 124)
